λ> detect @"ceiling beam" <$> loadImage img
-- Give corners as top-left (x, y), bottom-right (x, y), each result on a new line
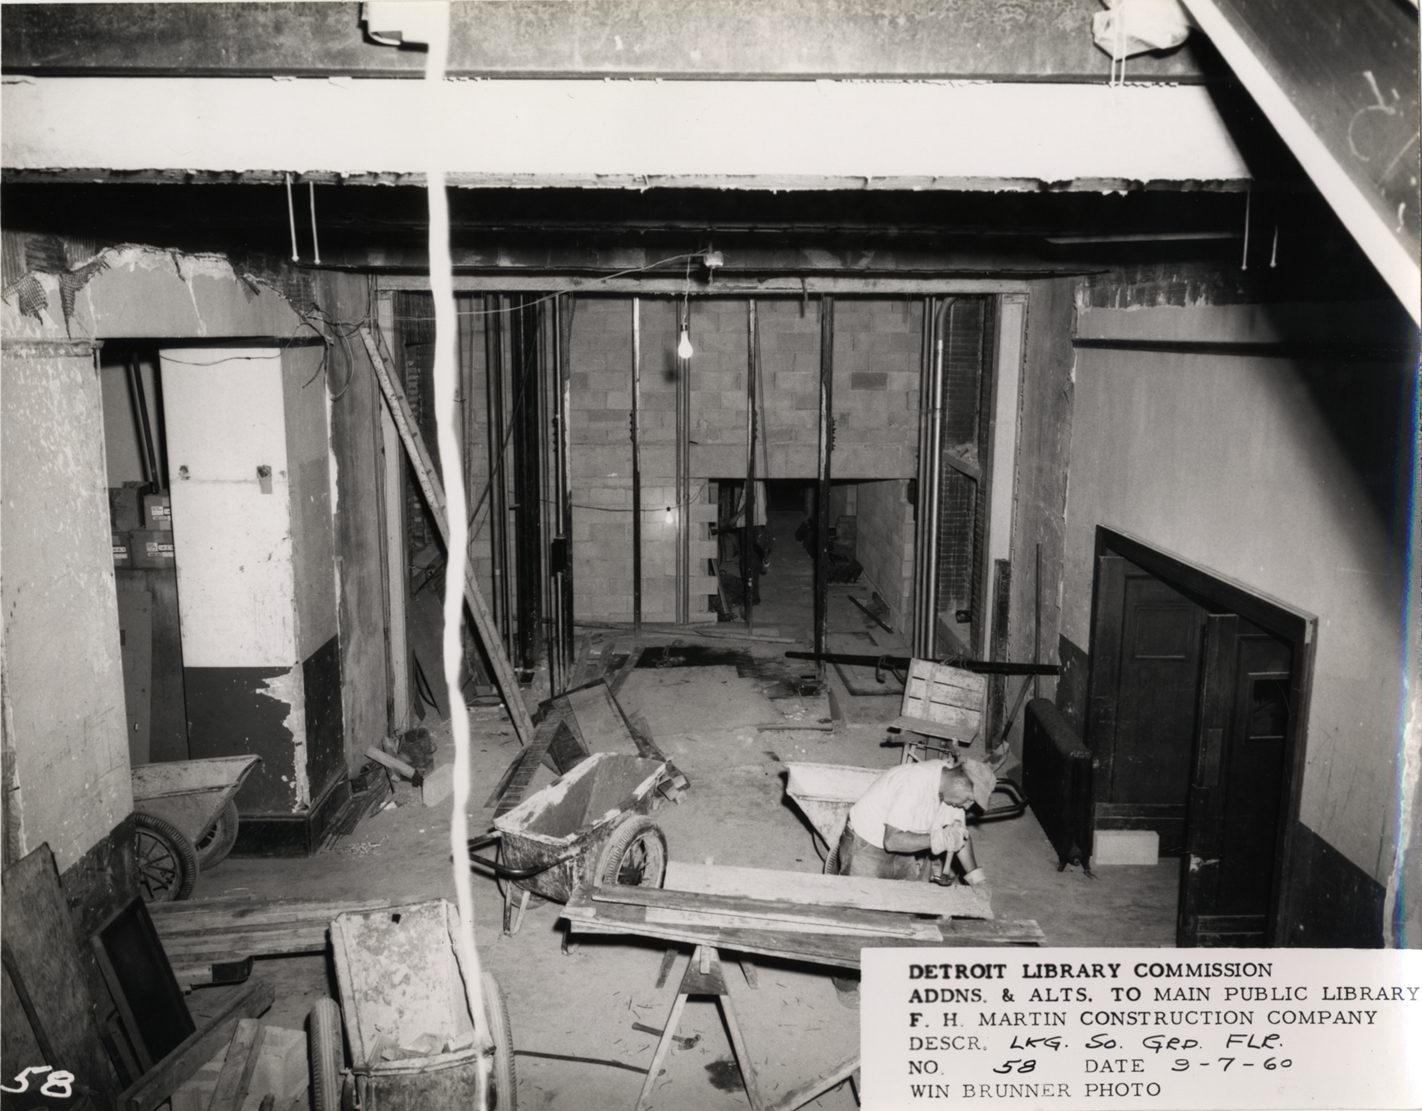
top-left (0, 0), bottom-right (1210, 82)
top-left (1182, 0), bottom-right (1420, 323)
top-left (0, 79), bottom-right (1251, 190)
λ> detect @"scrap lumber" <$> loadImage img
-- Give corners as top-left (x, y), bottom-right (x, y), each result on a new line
top-left (486, 703), bottom-right (588, 814)
top-left (149, 897), bottom-right (393, 975)
top-left (120, 978), bottom-right (274, 1111)
top-left (663, 861), bottom-right (993, 920)
top-left (359, 324), bottom-right (535, 745)
top-left (764, 1054), bottom-right (861, 1111)
top-left (206, 1018), bottom-right (264, 1111)
top-left (1, 845), bottom-right (118, 1111)
top-left (564, 679), bottom-right (689, 792)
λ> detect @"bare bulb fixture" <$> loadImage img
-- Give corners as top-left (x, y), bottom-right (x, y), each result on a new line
top-left (665, 506), bottom-right (674, 524)
top-left (677, 329), bottom-right (694, 359)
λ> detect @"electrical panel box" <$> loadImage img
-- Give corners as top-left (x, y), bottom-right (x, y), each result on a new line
top-left (143, 493), bottom-right (172, 531)
top-left (129, 529), bottom-right (176, 569)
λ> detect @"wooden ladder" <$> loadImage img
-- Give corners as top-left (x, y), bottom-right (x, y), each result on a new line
top-left (359, 325), bottom-right (535, 746)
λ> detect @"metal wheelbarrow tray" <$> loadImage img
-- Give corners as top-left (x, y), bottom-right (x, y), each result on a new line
top-left (469, 752), bottom-right (675, 934)
top-left (130, 754), bottom-right (261, 901)
top-left (325, 899), bottom-right (515, 1110)
top-left (784, 761), bottom-right (1028, 864)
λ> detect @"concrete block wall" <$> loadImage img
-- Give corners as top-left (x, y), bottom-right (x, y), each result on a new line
top-left (566, 295), bottom-right (925, 621)
top-left (453, 296), bottom-right (499, 621)
top-left (855, 479), bottom-right (915, 631)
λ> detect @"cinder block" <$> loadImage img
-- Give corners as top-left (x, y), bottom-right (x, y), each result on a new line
top-left (1093, 830), bottom-right (1159, 865)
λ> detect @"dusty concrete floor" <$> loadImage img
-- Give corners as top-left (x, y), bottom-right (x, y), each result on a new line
top-left (187, 511), bottom-right (1178, 1110)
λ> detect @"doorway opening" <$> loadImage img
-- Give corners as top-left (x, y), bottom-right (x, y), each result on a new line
top-left (1085, 528), bottom-right (1314, 947)
top-left (99, 340), bottom-right (187, 768)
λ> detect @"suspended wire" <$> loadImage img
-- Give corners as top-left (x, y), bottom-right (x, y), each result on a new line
top-left (397, 251), bottom-right (708, 321)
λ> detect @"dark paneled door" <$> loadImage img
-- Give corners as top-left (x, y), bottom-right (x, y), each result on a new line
top-left (1089, 555), bottom-right (1206, 854)
top-left (1178, 615), bottom-right (1292, 947)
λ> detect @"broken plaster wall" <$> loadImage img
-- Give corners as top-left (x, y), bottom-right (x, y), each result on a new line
top-left (1, 246), bottom-right (339, 846)
top-left (1061, 287), bottom-right (1418, 946)
top-left (0, 338), bottom-right (132, 873)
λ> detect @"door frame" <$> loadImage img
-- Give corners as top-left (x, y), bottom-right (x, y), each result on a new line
top-left (1087, 527), bottom-right (1318, 945)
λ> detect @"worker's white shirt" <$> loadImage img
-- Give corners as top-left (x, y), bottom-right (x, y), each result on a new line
top-left (847, 760), bottom-right (966, 851)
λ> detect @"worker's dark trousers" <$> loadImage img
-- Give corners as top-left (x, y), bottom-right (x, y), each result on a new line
top-left (835, 823), bottom-right (929, 881)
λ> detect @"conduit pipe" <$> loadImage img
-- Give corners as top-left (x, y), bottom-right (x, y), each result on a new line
top-left (914, 296), bottom-right (954, 658)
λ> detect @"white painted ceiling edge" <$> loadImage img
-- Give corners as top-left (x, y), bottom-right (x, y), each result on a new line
top-left (0, 78), bottom-right (1250, 186)
top-left (1181, 0), bottom-right (1421, 324)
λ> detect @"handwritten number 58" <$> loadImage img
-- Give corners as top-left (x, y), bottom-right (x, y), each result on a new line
top-left (1, 1066), bottom-right (76, 1097)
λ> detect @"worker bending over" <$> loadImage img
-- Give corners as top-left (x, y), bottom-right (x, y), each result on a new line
top-left (834, 758), bottom-right (995, 889)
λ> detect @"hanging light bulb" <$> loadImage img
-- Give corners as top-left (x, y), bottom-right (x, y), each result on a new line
top-left (677, 328), bottom-right (694, 359)
top-left (665, 505), bottom-right (674, 524)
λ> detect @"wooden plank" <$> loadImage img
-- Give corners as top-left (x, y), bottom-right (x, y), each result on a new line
top-left (592, 883), bottom-right (947, 937)
top-left (1, 845), bottom-right (118, 1111)
top-left (887, 714), bottom-right (976, 742)
top-left (120, 979), bottom-right (275, 1111)
top-left (642, 905), bottom-right (942, 941)
top-left (562, 893), bottom-right (1040, 969)
top-left (206, 1018), bottom-right (264, 1111)
top-left (154, 928), bottom-right (331, 959)
top-left (149, 896), bottom-right (392, 930)
top-left (764, 1054), bottom-right (860, 1111)
top-left (663, 861), bottom-right (992, 920)
top-left (565, 682), bottom-right (637, 755)
top-left (359, 324), bottom-right (535, 745)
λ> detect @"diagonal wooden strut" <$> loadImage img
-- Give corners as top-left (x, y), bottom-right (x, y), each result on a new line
top-left (359, 325), bottom-right (535, 746)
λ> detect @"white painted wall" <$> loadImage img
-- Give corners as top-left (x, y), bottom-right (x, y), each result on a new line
top-left (162, 349), bottom-right (297, 669)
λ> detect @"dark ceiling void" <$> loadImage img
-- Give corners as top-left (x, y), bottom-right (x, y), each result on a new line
top-left (0, 181), bottom-right (1368, 280)
top-left (0, 0), bottom-right (1219, 82)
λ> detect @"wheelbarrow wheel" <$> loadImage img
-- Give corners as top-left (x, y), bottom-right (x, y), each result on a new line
top-left (596, 815), bottom-right (667, 888)
top-left (134, 811), bottom-right (198, 902)
top-left (309, 997), bottom-right (344, 1111)
top-left (194, 799), bottom-right (240, 870)
top-left (482, 972), bottom-right (517, 1111)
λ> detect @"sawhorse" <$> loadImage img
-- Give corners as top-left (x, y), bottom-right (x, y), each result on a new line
top-left (635, 944), bottom-right (859, 1111)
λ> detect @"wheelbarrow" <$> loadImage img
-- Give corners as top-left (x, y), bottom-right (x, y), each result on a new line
top-left (468, 752), bottom-right (677, 935)
top-left (307, 899), bottom-right (516, 1111)
top-left (130, 754), bottom-right (261, 902)
top-left (784, 761), bottom-right (1027, 873)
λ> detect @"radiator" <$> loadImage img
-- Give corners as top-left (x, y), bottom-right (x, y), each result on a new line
top-left (1022, 698), bottom-right (1095, 875)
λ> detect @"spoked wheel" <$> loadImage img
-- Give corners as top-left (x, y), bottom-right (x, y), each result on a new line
top-left (134, 811), bottom-right (198, 902)
top-left (481, 972), bottom-right (517, 1111)
top-left (194, 799), bottom-right (240, 869)
top-left (596, 815), bottom-right (667, 888)
top-left (309, 998), bottom-right (344, 1111)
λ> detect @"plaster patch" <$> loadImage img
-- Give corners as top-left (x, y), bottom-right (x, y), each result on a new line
top-left (261, 666), bottom-right (311, 807)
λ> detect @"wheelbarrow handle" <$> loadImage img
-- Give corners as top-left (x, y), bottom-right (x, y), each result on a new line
top-left (465, 832), bottom-right (581, 880)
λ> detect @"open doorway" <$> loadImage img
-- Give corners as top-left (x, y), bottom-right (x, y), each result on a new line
top-left (98, 341), bottom-right (188, 768)
top-left (1085, 528), bottom-right (1313, 947)
top-left (709, 479), bottom-right (868, 633)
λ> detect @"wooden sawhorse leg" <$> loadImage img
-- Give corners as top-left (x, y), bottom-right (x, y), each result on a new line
top-left (635, 945), bottom-right (764, 1111)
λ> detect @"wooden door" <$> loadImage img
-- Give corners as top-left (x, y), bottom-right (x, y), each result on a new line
top-left (1179, 615), bottom-right (1293, 946)
top-left (1088, 555), bottom-right (1206, 854)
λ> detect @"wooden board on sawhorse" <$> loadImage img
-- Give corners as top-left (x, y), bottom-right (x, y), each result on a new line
top-left (359, 325), bottom-right (535, 745)
top-left (637, 945), bottom-right (856, 1111)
